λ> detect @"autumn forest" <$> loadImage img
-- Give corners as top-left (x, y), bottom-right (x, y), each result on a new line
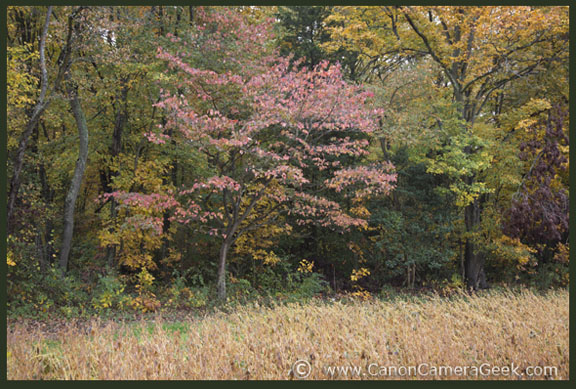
top-left (6, 5), bottom-right (570, 380)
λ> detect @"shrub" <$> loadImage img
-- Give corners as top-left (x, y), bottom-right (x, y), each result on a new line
top-left (91, 273), bottom-right (128, 311)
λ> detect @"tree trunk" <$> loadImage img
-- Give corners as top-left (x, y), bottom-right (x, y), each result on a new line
top-left (106, 199), bottom-right (117, 268)
top-left (37, 160), bottom-right (55, 269)
top-left (461, 96), bottom-right (488, 290)
top-left (463, 197), bottom-right (488, 290)
top-left (104, 84), bottom-right (128, 268)
top-left (379, 136), bottom-right (390, 160)
top-left (7, 6), bottom-right (52, 234)
top-left (217, 239), bottom-right (231, 300)
top-left (58, 80), bottom-right (89, 274)
top-left (36, 229), bottom-right (48, 272)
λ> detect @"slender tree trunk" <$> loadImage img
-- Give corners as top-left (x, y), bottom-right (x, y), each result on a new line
top-left (59, 80), bottom-right (89, 274)
top-left (8, 6), bottom-right (81, 234)
top-left (379, 136), bottom-right (390, 160)
top-left (7, 6), bottom-right (52, 233)
top-left (217, 239), bottom-right (231, 300)
top-left (106, 199), bottom-right (117, 268)
top-left (463, 197), bottom-right (487, 290)
top-left (189, 6), bottom-right (194, 25)
top-left (36, 229), bottom-right (48, 272)
top-left (104, 84), bottom-right (128, 268)
top-left (158, 123), bottom-right (176, 267)
top-left (38, 156), bottom-right (55, 268)
top-left (214, 184), bottom-right (269, 300)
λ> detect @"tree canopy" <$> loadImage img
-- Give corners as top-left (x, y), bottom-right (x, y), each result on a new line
top-left (6, 6), bottom-right (569, 312)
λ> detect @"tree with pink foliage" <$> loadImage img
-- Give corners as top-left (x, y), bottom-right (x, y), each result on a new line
top-left (122, 8), bottom-right (397, 299)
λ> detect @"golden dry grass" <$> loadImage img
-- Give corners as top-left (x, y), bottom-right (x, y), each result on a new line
top-left (7, 288), bottom-right (569, 380)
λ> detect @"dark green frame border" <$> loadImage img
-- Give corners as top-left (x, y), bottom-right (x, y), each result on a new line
top-left (1, 0), bottom-right (573, 386)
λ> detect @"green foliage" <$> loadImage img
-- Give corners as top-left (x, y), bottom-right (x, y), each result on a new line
top-left (227, 278), bottom-right (258, 303)
top-left (8, 266), bottom-right (90, 319)
top-left (425, 131), bottom-right (493, 207)
top-left (367, 147), bottom-right (458, 287)
top-left (293, 272), bottom-right (330, 299)
top-left (275, 5), bottom-right (360, 78)
top-left (91, 273), bottom-right (128, 311)
top-left (163, 270), bottom-right (210, 309)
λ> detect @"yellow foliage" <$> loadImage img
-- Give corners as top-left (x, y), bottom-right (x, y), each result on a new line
top-left (350, 206), bottom-right (371, 218)
top-left (98, 184), bottom-right (172, 272)
top-left (297, 259), bottom-right (314, 273)
top-left (554, 243), bottom-right (569, 265)
top-left (501, 98), bottom-right (552, 132)
top-left (250, 249), bottom-right (281, 265)
top-left (7, 43), bottom-right (39, 149)
top-left (7, 251), bottom-right (16, 267)
top-left (7, 44), bottom-right (38, 109)
top-left (492, 235), bottom-right (537, 271)
top-left (233, 190), bottom-right (290, 266)
top-left (130, 294), bottom-right (161, 313)
top-left (349, 286), bottom-right (372, 300)
top-left (326, 6), bottom-right (568, 91)
top-left (135, 268), bottom-right (155, 292)
top-left (350, 267), bottom-right (370, 282)
top-left (92, 286), bottom-right (125, 311)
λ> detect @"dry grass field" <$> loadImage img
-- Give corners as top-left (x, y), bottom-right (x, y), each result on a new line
top-left (7, 289), bottom-right (569, 380)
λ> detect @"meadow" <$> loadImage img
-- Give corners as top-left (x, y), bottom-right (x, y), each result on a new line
top-left (7, 288), bottom-right (569, 380)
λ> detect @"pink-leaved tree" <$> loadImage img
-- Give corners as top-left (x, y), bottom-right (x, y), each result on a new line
top-left (113, 8), bottom-right (397, 299)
